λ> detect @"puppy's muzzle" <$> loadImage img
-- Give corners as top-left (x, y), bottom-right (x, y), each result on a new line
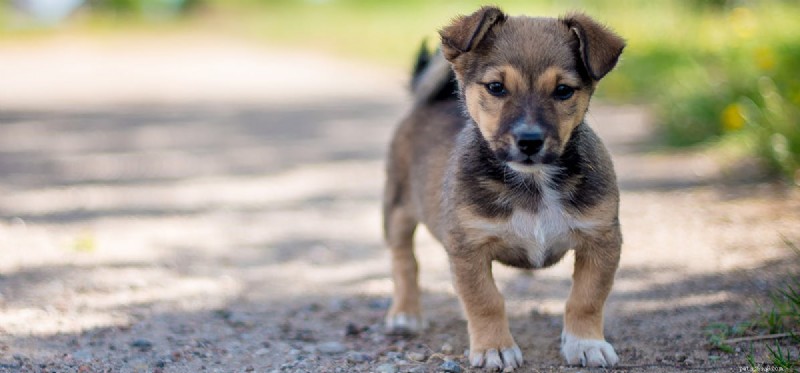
top-left (516, 131), bottom-right (544, 156)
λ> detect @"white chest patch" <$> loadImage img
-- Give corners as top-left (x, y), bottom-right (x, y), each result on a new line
top-left (463, 174), bottom-right (598, 267)
top-left (506, 201), bottom-right (587, 266)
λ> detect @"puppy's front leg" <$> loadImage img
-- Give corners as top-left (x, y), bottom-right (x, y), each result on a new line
top-left (562, 229), bottom-right (621, 368)
top-left (450, 253), bottom-right (524, 370)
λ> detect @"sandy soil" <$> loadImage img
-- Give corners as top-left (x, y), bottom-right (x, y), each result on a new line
top-left (0, 35), bottom-right (798, 373)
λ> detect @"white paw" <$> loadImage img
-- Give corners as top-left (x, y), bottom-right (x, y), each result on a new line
top-left (561, 331), bottom-right (619, 368)
top-left (385, 313), bottom-right (426, 335)
top-left (470, 344), bottom-right (523, 371)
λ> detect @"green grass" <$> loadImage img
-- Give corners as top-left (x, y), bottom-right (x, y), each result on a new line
top-left (767, 342), bottom-right (798, 371)
top-left (708, 280), bottom-right (800, 371)
top-left (709, 238), bottom-right (800, 371)
top-left (2, 0), bottom-right (799, 181)
top-left (706, 322), bottom-right (752, 353)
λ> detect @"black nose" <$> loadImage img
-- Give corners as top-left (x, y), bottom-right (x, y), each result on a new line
top-left (517, 132), bottom-right (544, 156)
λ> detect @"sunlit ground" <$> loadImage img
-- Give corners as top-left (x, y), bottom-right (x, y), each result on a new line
top-left (0, 2), bottom-right (798, 371)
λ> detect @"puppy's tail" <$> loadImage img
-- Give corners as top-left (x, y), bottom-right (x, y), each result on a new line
top-left (410, 40), bottom-right (458, 106)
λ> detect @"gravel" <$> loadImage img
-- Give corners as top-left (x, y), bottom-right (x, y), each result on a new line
top-left (439, 360), bottom-right (463, 373)
top-left (130, 339), bottom-right (153, 351)
top-left (346, 351), bottom-right (372, 363)
top-left (317, 341), bottom-right (347, 355)
top-left (375, 363), bottom-right (399, 373)
top-left (406, 351), bottom-right (426, 362)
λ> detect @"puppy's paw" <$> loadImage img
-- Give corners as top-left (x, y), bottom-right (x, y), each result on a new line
top-left (561, 332), bottom-right (619, 368)
top-left (469, 344), bottom-right (523, 371)
top-left (385, 313), bottom-right (426, 336)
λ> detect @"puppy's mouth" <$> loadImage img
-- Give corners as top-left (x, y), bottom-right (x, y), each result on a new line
top-left (507, 159), bottom-right (542, 173)
top-left (490, 136), bottom-right (559, 173)
top-left (503, 152), bottom-right (558, 173)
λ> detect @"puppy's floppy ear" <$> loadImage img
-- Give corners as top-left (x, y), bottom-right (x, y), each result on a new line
top-left (562, 12), bottom-right (625, 81)
top-left (439, 6), bottom-right (506, 61)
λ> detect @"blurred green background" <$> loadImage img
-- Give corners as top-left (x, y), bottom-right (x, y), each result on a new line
top-left (2, 0), bottom-right (799, 183)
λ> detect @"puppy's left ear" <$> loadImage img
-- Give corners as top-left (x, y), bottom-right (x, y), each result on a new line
top-left (439, 6), bottom-right (506, 61)
top-left (562, 13), bottom-right (625, 81)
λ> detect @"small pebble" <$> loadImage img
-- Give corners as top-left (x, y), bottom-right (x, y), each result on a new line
top-left (291, 329), bottom-right (316, 342)
top-left (130, 339), bottom-right (153, 351)
top-left (439, 360), bottom-right (462, 373)
top-left (375, 363), bottom-right (398, 373)
top-left (441, 343), bottom-right (454, 354)
top-left (345, 322), bottom-right (364, 337)
top-left (345, 351), bottom-right (371, 363)
top-left (317, 341), bottom-right (347, 355)
top-left (407, 351), bottom-right (426, 362)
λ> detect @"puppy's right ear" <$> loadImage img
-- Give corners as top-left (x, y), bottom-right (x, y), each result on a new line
top-left (562, 12), bottom-right (625, 81)
top-left (439, 6), bottom-right (506, 61)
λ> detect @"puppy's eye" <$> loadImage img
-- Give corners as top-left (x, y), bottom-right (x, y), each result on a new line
top-left (553, 84), bottom-right (575, 100)
top-left (485, 82), bottom-right (507, 97)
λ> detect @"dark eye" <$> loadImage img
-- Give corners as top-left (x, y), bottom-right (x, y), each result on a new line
top-left (553, 84), bottom-right (575, 100)
top-left (485, 82), bottom-right (507, 97)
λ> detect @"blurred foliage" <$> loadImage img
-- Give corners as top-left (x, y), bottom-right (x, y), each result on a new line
top-left (85, 0), bottom-right (201, 17)
top-left (2, 0), bottom-right (799, 182)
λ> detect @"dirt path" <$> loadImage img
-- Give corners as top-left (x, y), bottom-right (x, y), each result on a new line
top-left (0, 35), bottom-right (798, 373)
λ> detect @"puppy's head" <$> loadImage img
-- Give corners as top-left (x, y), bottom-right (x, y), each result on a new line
top-left (440, 7), bottom-right (624, 172)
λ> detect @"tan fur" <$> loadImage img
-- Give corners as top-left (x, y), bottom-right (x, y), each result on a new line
top-left (465, 65), bottom-right (529, 146)
top-left (385, 6), bottom-right (625, 370)
top-left (450, 254), bottom-right (516, 351)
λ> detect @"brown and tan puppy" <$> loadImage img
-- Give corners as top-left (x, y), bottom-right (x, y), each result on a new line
top-left (383, 6), bottom-right (625, 371)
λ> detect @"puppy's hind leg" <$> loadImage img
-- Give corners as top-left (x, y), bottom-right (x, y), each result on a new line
top-left (384, 197), bottom-right (424, 335)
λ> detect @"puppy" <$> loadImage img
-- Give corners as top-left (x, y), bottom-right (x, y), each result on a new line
top-left (383, 6), bottom-right (625, 371)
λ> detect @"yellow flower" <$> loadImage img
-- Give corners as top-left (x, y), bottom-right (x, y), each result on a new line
top-left (721, 103), bottom-right (745, 131)
top-left (729, 7), bottom-right (757, 39)
top-left (754, 46), bottom-right (776, 71)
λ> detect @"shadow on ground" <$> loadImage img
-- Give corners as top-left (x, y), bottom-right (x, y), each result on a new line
top-left (1, 101), bottom-right (798, 372)
top-left (0, 100), bottom-right (399, 191)
top-left (1, 253), bottom-right (797, 372)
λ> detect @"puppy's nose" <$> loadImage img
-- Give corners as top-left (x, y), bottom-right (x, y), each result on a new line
top-left (517, 132), bottom-right (544, 156)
